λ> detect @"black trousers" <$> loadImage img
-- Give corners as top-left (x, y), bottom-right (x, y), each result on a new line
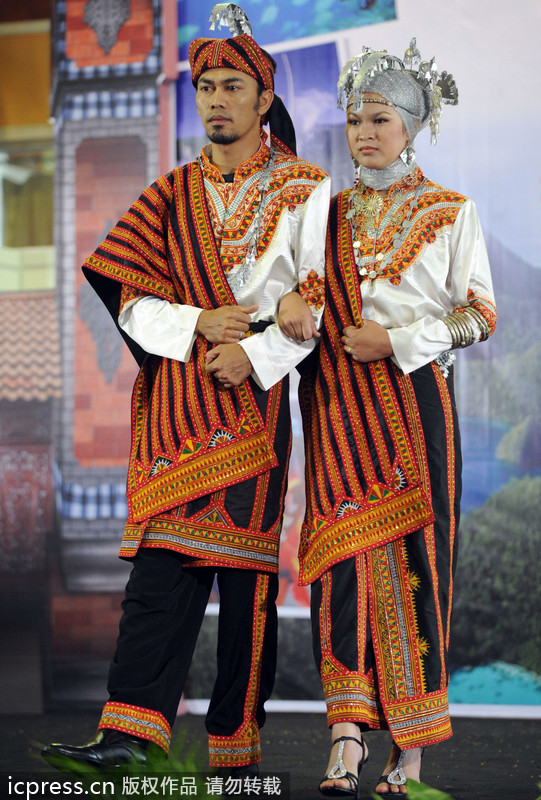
top-left (105, 548), bottom-right (278, 751)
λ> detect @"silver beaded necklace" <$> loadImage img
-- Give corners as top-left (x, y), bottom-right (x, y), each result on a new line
top-left (200, 147), bottom-right (276, 293)
top-left (347, 175), bottom-right (425, 282)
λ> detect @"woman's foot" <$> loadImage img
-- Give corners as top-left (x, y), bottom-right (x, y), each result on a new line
top-left (320, 722), bottom-right (368, 795)
top-left (375, 744), bottom-right (423, 795)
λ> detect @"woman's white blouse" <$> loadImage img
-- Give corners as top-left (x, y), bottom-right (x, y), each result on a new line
top-left (360, 198), bottom-right (495, 374)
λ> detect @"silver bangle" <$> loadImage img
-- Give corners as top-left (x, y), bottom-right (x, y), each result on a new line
top-left (442, 310), bottom-right (476, 349)
top-left (463, 305), bottom-right (490, 341)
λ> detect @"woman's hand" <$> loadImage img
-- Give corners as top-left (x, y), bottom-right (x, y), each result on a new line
top-left (278, 292), bottom-right (320, 343)
top-left (342, 320), bottom-right (393, 362)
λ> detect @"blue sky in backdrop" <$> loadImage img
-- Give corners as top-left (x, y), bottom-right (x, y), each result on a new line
top-left (177, 0), bottom-right (396, 59)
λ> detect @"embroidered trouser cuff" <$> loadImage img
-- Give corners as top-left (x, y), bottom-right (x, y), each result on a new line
top-left (98, 701), bottom-right (171, 753)
top-left (312, 554), bottom-right (454, 749)
top-left (208, 718), bottom-right (261, 768)
top-left (103, 550), bottom-right (279, 765)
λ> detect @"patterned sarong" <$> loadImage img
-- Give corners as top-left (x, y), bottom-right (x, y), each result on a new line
top-left (298, 191), bottom-right (437, 585)
top-left (301, 190), bottom-right (462, 747)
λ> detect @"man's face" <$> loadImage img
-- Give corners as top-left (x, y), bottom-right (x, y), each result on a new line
top-left (196, 68), bottom-right (272, 146)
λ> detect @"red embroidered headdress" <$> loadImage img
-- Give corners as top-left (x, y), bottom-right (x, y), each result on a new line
top-left (188, 3), bottom-right (296, 155)
top-left (189, 33), bottom-right (275, 91)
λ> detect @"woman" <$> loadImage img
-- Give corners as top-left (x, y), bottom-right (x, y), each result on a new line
top-left (279, 40), bottom-right (496, 797)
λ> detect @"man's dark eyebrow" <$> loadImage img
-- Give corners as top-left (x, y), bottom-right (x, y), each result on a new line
top-left (198, 76), bottom-right (246, 87)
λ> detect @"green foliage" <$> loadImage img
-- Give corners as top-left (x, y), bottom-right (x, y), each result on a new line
top-left (496, 416), bottom-right (531, 462)
top-left (451, 476), bottom-right (541, 672)
top-left (494, 339), bottom-right (541, 425)
top-left (168, 728), bottom-right (206, 774)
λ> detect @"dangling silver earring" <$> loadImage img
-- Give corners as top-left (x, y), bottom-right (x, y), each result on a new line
top-left (350, 154), bottom-right (360, 185)
top-left (400, 144), bottom-right (415, 167)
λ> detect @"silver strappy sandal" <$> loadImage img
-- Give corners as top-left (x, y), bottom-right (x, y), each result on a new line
top-left (319, 735), bottom-right (368, 798)
top-left (375, 747), bottom-right (424, 798)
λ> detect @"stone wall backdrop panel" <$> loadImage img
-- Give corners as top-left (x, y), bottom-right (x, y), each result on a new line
top-left (74, 135), bottom-right (146, 467)
top-left (66, 0), bottom-right (154, 65)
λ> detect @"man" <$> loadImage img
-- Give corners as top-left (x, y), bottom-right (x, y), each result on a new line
top-left (42, 4), bottom-right (329, 774)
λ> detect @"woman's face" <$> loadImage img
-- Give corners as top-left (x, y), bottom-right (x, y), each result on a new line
top-left (347, 93), bottom-right (408, 170)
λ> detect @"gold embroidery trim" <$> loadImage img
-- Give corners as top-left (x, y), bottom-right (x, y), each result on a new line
top-left (128, 429), bottom-right (277, 523)
top-left (301, 485), bottom-right (433, 584)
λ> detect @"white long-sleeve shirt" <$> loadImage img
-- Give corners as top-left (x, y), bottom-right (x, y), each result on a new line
top-left (119, 144), bottom-right (330, 390)
top-left (350, 180), bottom-right (495, 374)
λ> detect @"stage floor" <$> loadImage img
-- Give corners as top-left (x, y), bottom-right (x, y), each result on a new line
top-left (2, 711), bottom-right (540, 799)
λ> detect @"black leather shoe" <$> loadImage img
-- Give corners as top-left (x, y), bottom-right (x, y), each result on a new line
top-left (41, 729), bottom-right (164, 772)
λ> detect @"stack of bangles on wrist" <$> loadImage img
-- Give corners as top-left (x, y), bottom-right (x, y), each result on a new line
top-left (442, 305), bottom-right (491, 349)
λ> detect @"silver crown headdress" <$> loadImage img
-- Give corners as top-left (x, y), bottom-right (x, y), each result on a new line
top-left (337, 37), bottom-right (458, 144)
top-left (209, 3), bottom-right (252, 36)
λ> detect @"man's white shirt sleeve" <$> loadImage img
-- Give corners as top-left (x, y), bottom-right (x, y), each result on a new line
top-left (118, 176), bottom-right (331, 390)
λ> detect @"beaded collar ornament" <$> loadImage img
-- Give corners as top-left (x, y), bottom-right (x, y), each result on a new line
top-left (197, 143), bottom-right (276, 292)
top-left (219, 147), bottom-right (276, 293)
top-left (347, 171), bottom-right (426, 282)
top-left (195, 4), bottom-right (286, 294)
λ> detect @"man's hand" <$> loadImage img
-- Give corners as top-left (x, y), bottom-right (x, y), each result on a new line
top-left (196, 304), bottom-right (258, 344)
top-left (278, 292), bottom-right (320, 343)
top-left (205, 344), bottom-right (253, 388)
top-left (342, 320), bottom-right (393, 362)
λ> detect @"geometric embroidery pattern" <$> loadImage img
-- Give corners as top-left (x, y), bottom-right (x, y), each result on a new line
top-left (122, 515), bottom-right (282, 572)
top-left (98, 701), bottom-right (171, 752)
top-left (83, 145), bottom-right (326, 573)
top-left (128, 429), bottom-right (277, 524)
top-left (298, 188), bottom-right (437, 585)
